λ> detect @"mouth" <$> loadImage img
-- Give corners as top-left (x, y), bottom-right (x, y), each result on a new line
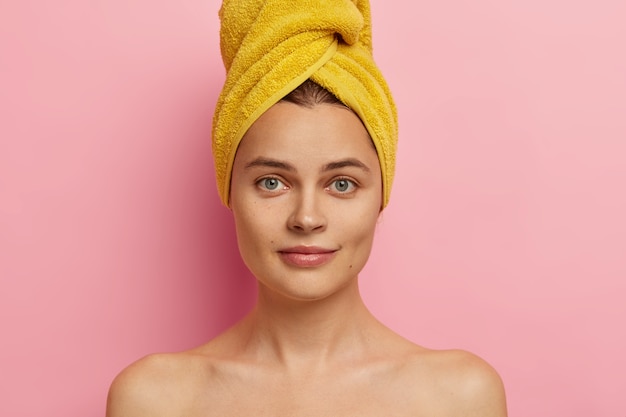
top-left (278, 246), bottom-right (338, 268)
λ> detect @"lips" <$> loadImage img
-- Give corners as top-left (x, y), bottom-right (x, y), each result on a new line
top-left (278, 246), bottom-right (337, 267)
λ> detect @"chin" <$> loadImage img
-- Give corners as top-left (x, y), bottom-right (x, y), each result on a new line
top-left (255, 268), bottom-right (359, 303)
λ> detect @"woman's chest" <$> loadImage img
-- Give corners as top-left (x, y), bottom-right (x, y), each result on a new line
top-left (182, 372), bottom-right (431, 417)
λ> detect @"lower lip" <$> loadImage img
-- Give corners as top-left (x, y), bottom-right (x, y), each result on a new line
top-left (279, 251), bottom-right (336, 267)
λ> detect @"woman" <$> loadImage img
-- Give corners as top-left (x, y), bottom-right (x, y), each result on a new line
top-left (107, 1), bottom-right (507, 415)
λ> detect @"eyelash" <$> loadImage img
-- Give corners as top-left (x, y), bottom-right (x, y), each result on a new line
top-left (255, 176), bottom-right (359, 195)
top-left (326, 177), bottom-right (357, 194)
top-left (256, 176), bottom-right (288, 192)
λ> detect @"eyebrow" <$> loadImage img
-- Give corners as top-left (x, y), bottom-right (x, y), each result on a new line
top-left (244, 157), bottom-right (296, 171)
top-left (245, 157), bottom-right (371, 173)
top-left (321, 158), bottom-right (370, 173)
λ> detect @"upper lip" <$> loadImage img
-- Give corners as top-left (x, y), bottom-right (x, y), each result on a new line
top-left (278, 246), bottom-right (337, 254)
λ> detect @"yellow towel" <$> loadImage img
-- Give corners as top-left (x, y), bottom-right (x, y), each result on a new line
top-left (212, 0), bottom-right (398, 207)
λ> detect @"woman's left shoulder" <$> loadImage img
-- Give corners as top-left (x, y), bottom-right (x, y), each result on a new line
top-left (403, 347), bottom-right (508, 416)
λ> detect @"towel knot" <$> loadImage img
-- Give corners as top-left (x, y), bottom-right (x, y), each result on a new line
top-left (219, 0), bottom-right (367, 71)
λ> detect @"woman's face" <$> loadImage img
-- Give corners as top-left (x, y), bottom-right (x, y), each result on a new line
top-left (230, 102), bottom-right (383, 302)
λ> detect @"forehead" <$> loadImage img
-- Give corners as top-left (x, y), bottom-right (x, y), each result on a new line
top-left (235, 102), bottom-right (378, 166)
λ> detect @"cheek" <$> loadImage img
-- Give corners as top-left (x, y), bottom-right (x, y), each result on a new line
top-left (234, 211), bottom-right (258, 246)
top-left (233, 215), bottom-right (262, 273)
top-left (338, 205), bottom-right (379, 244)
top-left (233, 203), bottom-right (276, 253)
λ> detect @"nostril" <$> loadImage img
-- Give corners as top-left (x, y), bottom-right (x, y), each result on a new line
top-left (288, 215), bottom-right (326, 233)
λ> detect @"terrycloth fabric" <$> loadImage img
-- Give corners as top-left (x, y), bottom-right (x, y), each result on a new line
top-left (212, 0), bottom-right (398, 207)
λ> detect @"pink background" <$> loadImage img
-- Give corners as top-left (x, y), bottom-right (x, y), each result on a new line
top-left (1, 0), bottom-right (624, 415)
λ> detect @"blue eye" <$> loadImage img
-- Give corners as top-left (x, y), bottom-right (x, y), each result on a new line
top-left (332, 178), bottom-right (355, 193)
top-left (259, 177), bottom-right (284, 191)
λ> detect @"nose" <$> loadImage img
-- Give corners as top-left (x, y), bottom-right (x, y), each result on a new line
top-left (287, 189), bottom-right (327, 233)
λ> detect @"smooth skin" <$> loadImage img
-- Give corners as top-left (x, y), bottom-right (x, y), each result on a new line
top-left (107, 102), bottom-right (507, 417)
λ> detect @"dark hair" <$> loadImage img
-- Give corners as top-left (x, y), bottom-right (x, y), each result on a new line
top-left (281, 79), bottom-right (346, 108)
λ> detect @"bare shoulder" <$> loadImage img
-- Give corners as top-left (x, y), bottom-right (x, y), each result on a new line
top-left (106, 351), bottom-right (211, 417)
top-left (404, 348), bottom-right (507, 417)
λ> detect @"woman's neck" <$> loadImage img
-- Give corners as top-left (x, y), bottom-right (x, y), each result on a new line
top-left (239, 279), bottom-right (382, 370)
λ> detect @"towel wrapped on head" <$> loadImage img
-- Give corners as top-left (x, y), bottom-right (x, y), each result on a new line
top-left (212, 0), bottom-right (398, 207)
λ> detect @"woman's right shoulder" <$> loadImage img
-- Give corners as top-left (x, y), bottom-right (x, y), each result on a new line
top-left (105, 351), bottom-right (215, 417)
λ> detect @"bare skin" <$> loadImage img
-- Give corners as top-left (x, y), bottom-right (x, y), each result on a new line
top-left (107, 103), bottom-right (507, 417)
